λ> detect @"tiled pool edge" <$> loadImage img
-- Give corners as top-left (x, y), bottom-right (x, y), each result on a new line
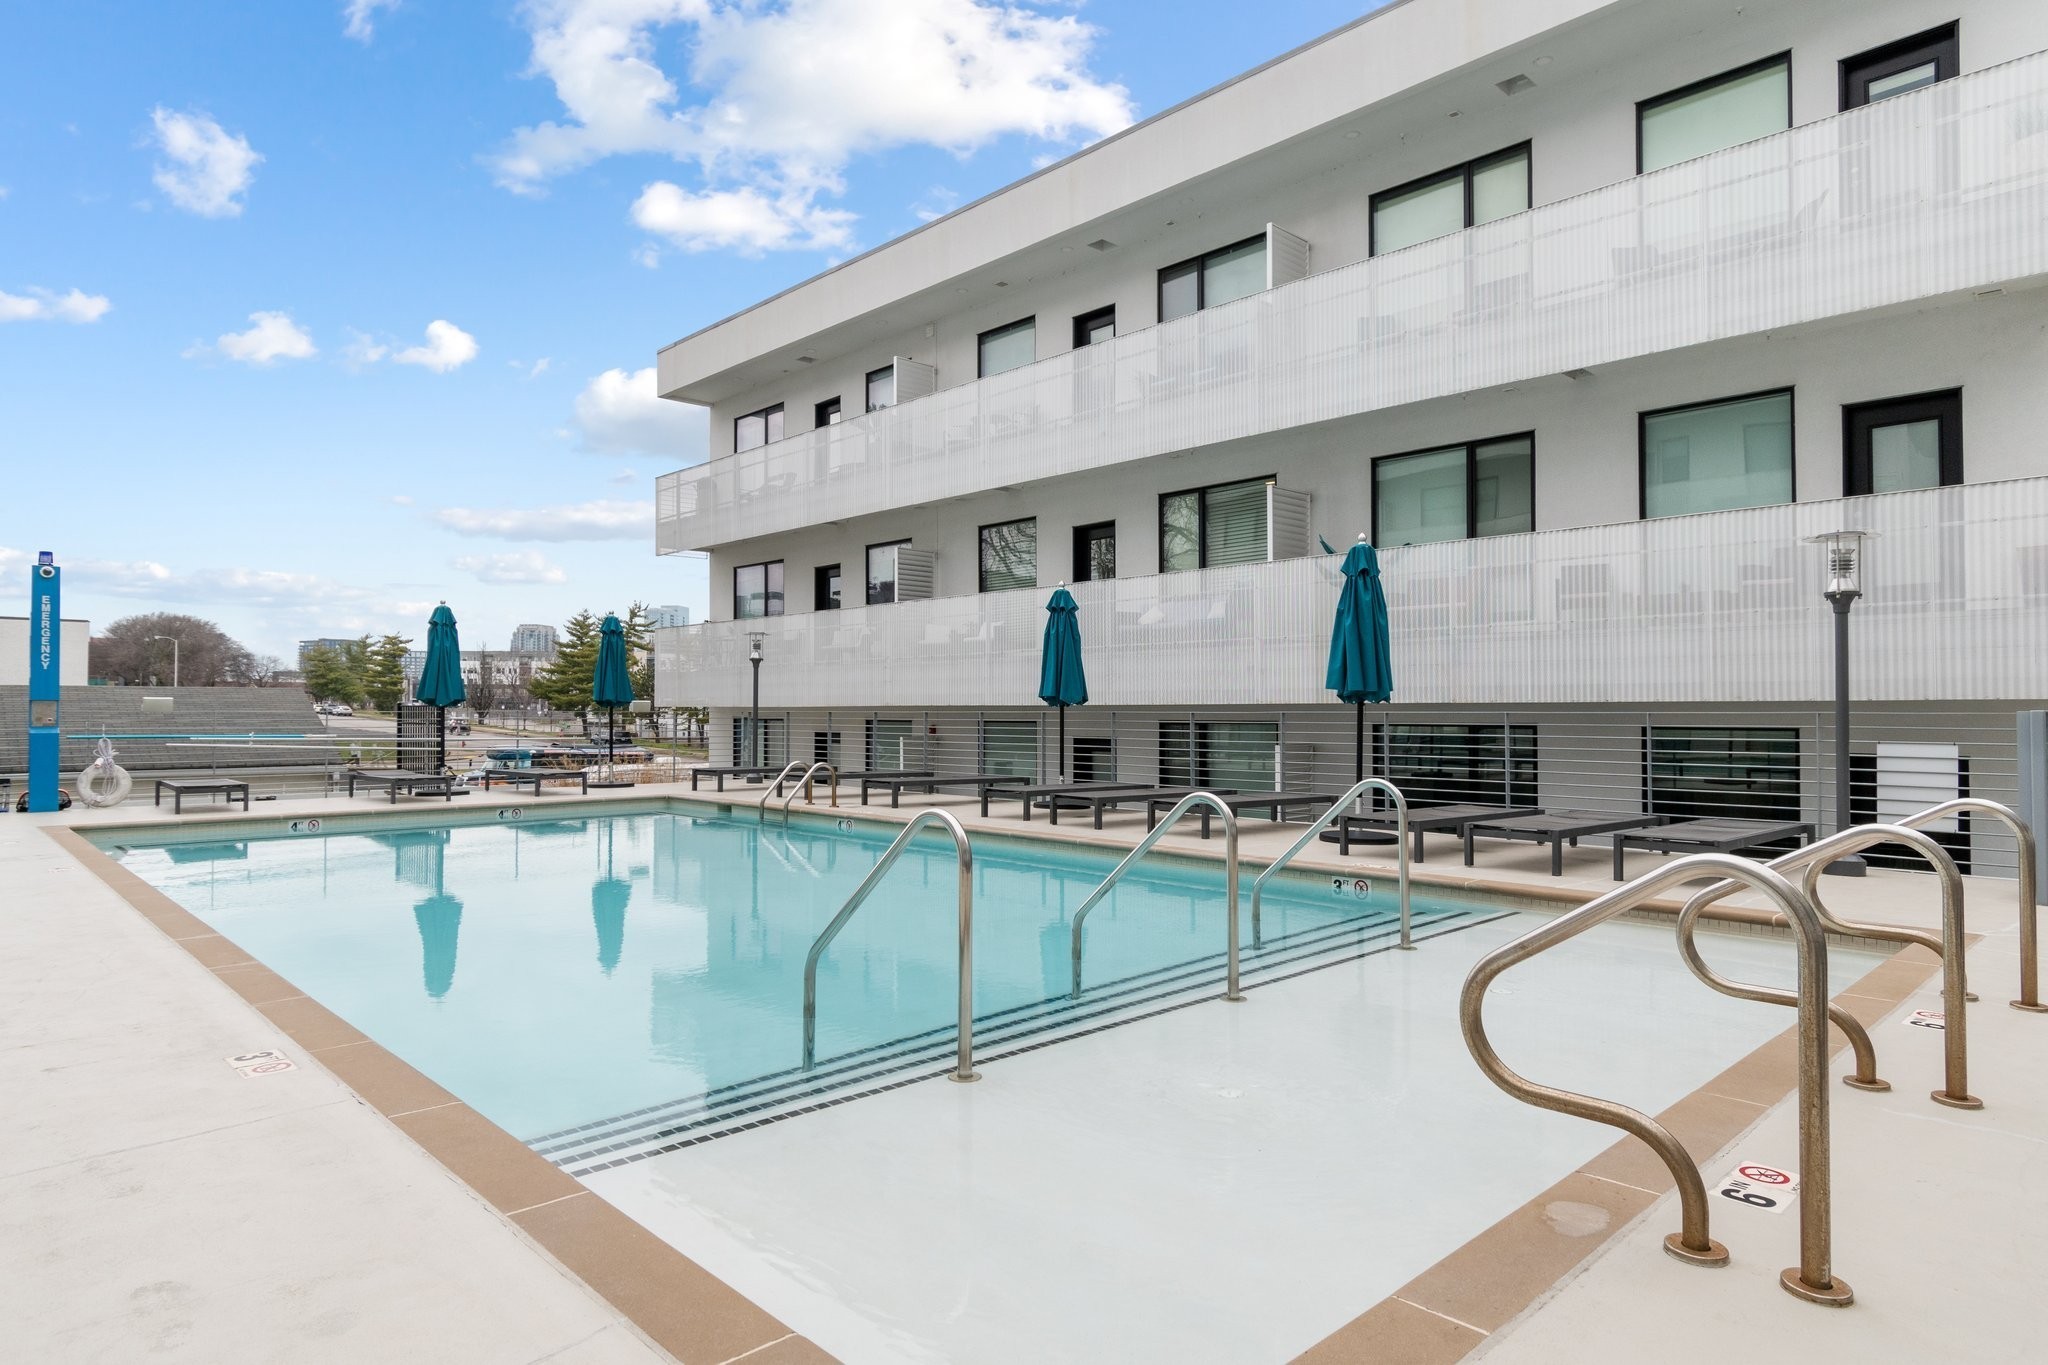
top-left (40, 824), bottom-right (841, 1365)
top-left (1287, 947), bottom-right (1943, 1365)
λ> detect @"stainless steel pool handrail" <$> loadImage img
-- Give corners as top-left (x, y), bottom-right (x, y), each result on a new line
top-left (754, 761), bottom-right (810, 821)
top-left (1884, 798), bottom-right (2040, 1013)
top-left (1674, 821), bottom-right (1976, 1107)
top-left (801, 809), bottom-right (977, 1082)
top-left (1069, 792), bottom-right (1240, 1002)
top-left (776, 762), bottom-right (839, 827)
top-left (1461, 854), bottom-right (1852, 1305)
top-left (1249, 778), bottom-right (1409, 950)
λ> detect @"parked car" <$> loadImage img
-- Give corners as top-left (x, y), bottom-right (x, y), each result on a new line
top-left (329, 703), bottom-right (353, 716)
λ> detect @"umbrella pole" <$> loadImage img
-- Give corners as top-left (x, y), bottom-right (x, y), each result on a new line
top-left (1354, 701), bottom-right (1364, 783)
top-left (1058, 705), bottom-right (1067, 783)
top-left (608, 706), bottom-right (616, 775)
top-left (438, 706), bottom-right (447, 773)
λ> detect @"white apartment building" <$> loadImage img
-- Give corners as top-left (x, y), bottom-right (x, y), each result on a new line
top-left (653, 0), bottom-right (2048, 875)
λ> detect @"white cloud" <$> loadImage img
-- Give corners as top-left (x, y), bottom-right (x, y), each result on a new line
top-left (150, 108), bottom-right (261, 218)
top-left (190, 310), bottom-right (317, 365)
top-left (510, 357), bottom-right (552, 380)
top-left (433, 499), bottom-right (654, 542)
top-left (343, 0), bottom-right (402, 42)
top-left (393, 319), bottom-right (479, 372)
top-left (0, 286), bottom-right (111, 323)
top-left (453, 550), bottom-right (569, 584)
top-left (571, 365), bottom-right (708, 461)
top-left (631, 180), bottom-right (854, 254)
top-left (386, 494), bottom-right (415, 506)
top-left (911, 185), bottom-right (961, 223)
top-left (343, 328), bottom-right (389, 364)
top-left (493, 0), bottom-right (1132, 254)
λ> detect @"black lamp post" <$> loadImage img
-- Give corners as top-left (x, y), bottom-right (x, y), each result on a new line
top-left (747, 631), bottom-right (766, 769)
top-left (1809, 530), bottom-right (1873, 877)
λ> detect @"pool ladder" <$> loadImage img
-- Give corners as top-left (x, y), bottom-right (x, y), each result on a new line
top-left (755, 762), bottom-right (837, 826)
top-left (1249, 778), bottom-right (1411, 951)
top-left (1462, 795), bottom-right (2044, 1308)
top-left (802, 809), bottom-right (978, 1083)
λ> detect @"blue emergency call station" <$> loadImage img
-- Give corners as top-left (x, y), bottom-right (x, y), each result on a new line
top-left (26, 551), bottom-right (62, 811)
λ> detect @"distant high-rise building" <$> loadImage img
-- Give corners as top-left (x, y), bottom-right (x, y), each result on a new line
top-left (509, 623), bottom-right (558, 656)
top-left (651, 604), bottom-right (691, 629)
top-left (297, 637), bottom-right (356, 669)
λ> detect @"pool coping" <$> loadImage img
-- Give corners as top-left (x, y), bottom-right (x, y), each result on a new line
top-left (44, 793), bottom-right (1954, 1365)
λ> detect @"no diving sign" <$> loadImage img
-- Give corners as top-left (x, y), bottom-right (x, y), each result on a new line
top-left (227, 1049), bottom-right (297, 1078)
top-left (1903, 1009), bottom-right (1945, 1031)
top-left (1716, 1161), bottom-right (1798, 1213)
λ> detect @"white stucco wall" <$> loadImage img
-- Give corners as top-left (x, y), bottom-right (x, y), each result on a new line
top-left (0, 617), bottom-right (92, 687)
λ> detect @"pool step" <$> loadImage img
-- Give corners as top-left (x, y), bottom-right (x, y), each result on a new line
top-left (535, 905), bottom-right (1514, 1174)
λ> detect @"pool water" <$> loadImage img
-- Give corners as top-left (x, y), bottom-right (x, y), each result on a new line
top-left (108, 810), bottom-right (1466, 1138)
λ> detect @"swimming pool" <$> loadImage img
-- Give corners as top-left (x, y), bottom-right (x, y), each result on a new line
top-left (105, 807), bottom-right (1500, 1145)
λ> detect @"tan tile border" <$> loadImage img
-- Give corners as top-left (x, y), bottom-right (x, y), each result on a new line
top-left (1290, 948), bottom-right (1942, 1363)
top-left (42, 825), bottom-right (837, 1365)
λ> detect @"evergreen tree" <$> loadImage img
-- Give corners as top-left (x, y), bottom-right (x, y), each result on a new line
top-left (302, 645), bottom-right (364, 706)
top-left (624, 601), bottom-right (656, 700)
top-left (361, 632), bottom-right (413, 712)
top-left (530, 611), bottom-right (600, 711)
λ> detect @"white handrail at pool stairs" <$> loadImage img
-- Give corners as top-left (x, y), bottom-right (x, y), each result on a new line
top-left (802, 809), bottom-right (978, 1083)
top-left (753, 762), bottom-right (811, 821)
top-left (773, 763), bottom-right (838, 827)
top-left (1250, 778), bottom-right (1411, 951)
top-left (1069, 792), bottom-right (1242, 1002)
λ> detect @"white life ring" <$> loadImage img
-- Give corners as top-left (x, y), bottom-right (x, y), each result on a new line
top-left (76, 760), bottom-right (134, 807)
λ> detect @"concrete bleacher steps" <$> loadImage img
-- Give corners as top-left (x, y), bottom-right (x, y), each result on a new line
top-left (0, 686), bottom-right (326, 776)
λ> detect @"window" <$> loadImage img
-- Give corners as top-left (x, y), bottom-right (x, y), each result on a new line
top-left (1382, 725), bottom-right (1536, 807)
top-left (978, 519), bottom-right (1037, 592)
top-left (1159, 721), bottom-right (1277, 791)
top-left (1640, 390), bottom-right (1793, 520)
top-left (977, 317), bottom-right (1036, 378)
top-left (1072, 737), bottom-right (1113, 783)
top-left (731, 717), bottom-right (786, 767)
top-left (1159, 477), bottom-right (1270, 572)
top-left (814, 563), bottom-right (842, 611)
top-left (866, 717), bottom-right (913, 771)
top-left (815, 396), bottom-right (842, 427)
top-left (813, 730), bottom-right (844, 767)
top-left (1374, 434), bottom-right (1534, 547)
top-left (1646, 727), bottom-right (1799, 823)
top-left (866, 540), bottom-right (910, 605)
top-left (1073, 521), bottom-right (1116, 582)
top-left (1073, 306), bottom-right (1116, 348)
top-left (1844, 389), bottom-right (1961, 495)
top-left (1370, 145), bottom-right (1531, 255)
top-left (733, 404), bottom-right (784, 453)
top-left (1157, 235), bottom-right (1266, 323)
top-left (1842, 24), bottom-right (1957, 109)
top-left (732, 561), bottom-right (784, 619)
top-left (981, 720), bottom-right (1038, 779)
top-left (1638, 54), bottom-right (1791, 173)
top-left (865, 365), bottom-right (895, 413)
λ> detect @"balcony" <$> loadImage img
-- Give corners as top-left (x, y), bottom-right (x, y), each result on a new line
top-left (655, 478), bottom-right (2048, 711)
top-left (657, 52), bottom-right (2048, 554)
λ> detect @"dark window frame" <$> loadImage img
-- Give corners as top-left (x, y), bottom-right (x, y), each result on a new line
top-left (1073, 520), bottom-right (1116, 582)
top-left (732, 402), bottom-right (784, 454)
top-left (1073, 306), bottom-right (1116, 348)
top-left (977, 516), bottom-right (1039, 593)
top-left (731, 559), bottom-right (785, 620)
top-left (813, 562), bottom-right (842, 612)
top-left (1641, 725), bottom-right (1803, 825)
top-left (1840, 23), bottom-right (1958, 110)
top-left (865, 365), bottom-right (894, 414)
top-left (1368, 142), bottom-right (1532, 256)
top-left (1157, 474), bottom-right (1275, 572)
top-left (1156, 233), bottom-right (1266, 322)
top-left (864, 538), bottom-right (911, 605)
top-left (814, 396), bottom-right (842, 428)
top-left (1637, 386), bottom-right (1797, 521)
top-left (976, 316), bottom-right (1037, 379)
top-left (1843, 387), bottom-right (1962, 496)
top-left (1370, 430), bottom-right (1537, 545)
top-left (1636, 52), bottom-right (1793, 174)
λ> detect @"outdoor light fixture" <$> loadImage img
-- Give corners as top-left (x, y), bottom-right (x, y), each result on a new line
top-left (149, 634), bottom-right (180, 688)
top-left (748, 631), bottom-right (767, 770)
top-left (1806, 530), bottom-right (1877, 876)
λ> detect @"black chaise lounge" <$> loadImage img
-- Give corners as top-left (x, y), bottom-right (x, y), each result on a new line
top-left (154, 777), bottom-right (251, 814)
top-left (1045, 786), bottom-right (1231, 831)
top-left (1609, 817), bottom-right (1817, 880)
top-left (1147, 790), bottom-right (1348, 839)
top-left (856, 772), bottom-right (1029, 813)
top-left (346, 769), bottom-right (459, 804)
top-left (1008, 782), bottom-right (1162, 824)
top-left (1462, 810), bottom-right (1663, 877)
top-left (480, 767), bottom-right (591, 797)
top-left (1329, 803), bottom-right (1544, 861)
top-left (688, 765), bottom-right (791, 793)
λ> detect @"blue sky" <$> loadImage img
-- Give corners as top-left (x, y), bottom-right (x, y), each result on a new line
top-left (2, 0), bottom-right (1376, 664)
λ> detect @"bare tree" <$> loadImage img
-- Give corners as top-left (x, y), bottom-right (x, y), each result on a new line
top-left (93, 613), bottom-right (258, 686)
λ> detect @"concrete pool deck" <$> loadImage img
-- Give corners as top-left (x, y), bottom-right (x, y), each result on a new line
top-left (5, 778), bottom-right (2042, 1362)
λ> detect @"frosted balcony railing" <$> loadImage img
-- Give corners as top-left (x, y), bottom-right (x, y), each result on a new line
top-left (654, 479), bottom-right (2048, 712)
top-left (656, 52), bottom-right (2048, 553)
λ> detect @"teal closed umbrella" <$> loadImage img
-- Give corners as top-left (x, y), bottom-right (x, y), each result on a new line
top-left (415, 603), bottom-right (467, 772)
top-left (592, 613), bottom-right (635, 774)
top-left (1038, 587), bottom-right (1088, 781)
top-left (1326, 536), bottom-right (1393, 782)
